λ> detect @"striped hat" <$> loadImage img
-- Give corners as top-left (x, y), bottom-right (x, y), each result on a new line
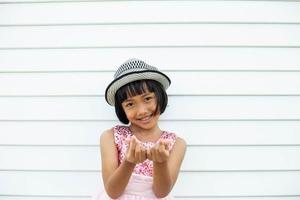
top-left (105, 58), bottom-right (171, 106)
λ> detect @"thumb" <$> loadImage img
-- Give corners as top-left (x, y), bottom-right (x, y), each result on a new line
top-left (160, 139), bottom-right (171, 151)
top-left (146, 148), bottom-right (152, 160)
top-left (165, 142), bottom-right (171, 151)
top-left (131, 135), bottom-right (137, 150)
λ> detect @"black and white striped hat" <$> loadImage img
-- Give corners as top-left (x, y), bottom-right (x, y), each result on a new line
top-left (105, 58), bottom-right (171, 106)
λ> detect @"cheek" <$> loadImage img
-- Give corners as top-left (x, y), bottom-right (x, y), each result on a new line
top-left (150, 101), bottom-right (158, 112)
top-left (124, 109), bottom-right (135, 120)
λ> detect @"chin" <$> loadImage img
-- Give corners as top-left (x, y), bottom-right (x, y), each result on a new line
top-left (135, 122), bottom-right (155, 130)
top-left (134, 118), bottom-right (157, 130)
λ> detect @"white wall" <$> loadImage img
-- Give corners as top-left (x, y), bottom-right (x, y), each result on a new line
top-left (1, 1), bottom-right (300, 200)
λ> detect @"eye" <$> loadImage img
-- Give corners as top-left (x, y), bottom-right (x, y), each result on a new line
top-left (144, 96), bottom-right (153, 102)
top-left (125, 102), bottom-right (134, 108)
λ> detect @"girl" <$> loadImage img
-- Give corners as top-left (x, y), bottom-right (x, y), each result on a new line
top-left (93, 58), bottom-right (186, 199)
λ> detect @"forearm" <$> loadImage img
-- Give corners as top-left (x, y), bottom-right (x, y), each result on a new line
top-left (105, 160), bottom-right (135, 199)
top-left (152, 162), bottom-right (172, 198)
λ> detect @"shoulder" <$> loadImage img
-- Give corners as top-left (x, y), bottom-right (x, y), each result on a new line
top-left (100, 125), bottom-right (127, 140)
top-left (99, 128), bottom-right (120, 157)
top-left (100, 128), bottom-right (114, 144)
top-left (168, 136), bottom-right (186, 168)
top-left (100, 125), bottom-right (130, 150)
top-left (162, 131), bottom-right (186, 152)
top-left (174, 137), bottom-right (187, 150)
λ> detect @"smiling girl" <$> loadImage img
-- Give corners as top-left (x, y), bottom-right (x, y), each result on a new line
top-left (93, 58), bottom-right (186, 200)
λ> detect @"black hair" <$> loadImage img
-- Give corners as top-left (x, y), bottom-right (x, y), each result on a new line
top-left (114, 79), bottom-right (168, 124)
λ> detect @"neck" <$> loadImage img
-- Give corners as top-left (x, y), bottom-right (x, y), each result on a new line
top-left (129, 124), bottom-right (162, 138)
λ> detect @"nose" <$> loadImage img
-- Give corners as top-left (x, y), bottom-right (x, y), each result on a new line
top-left (137, 103), bottom-right (148, 117)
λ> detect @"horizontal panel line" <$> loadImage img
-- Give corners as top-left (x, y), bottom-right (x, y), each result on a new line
top-left (175, 195), bottom-right (300, 198)
top-left (0, 194), bottom-right (90, 198)
top-left (1, 119), bottom-right (300, 122)
top-left (1, 22), bottom-right (300, 27)
top-left (188, 144), bottom-right (300, 147)
top-left (2, 70), bottom-right (300, 73)
top-left (1, 45), bottom-right (300, 50)
top-left (1, 194), bottom-right (300, 199)
top-left (1, 94), bottom-right (300, 97)
top-left (1, 0), bottom-right (300, 4)
top-left (1, 47), bottom-right (300, 52)
top-left (1, 144), bottom-right (300, 147)
top-left (1, 169), bottom-right (300, 173)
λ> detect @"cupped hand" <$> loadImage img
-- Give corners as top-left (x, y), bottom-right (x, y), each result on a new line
top-left (125, 135), bottom-right (147, 164)
top-left (146, 139), bottom-right (171, 163)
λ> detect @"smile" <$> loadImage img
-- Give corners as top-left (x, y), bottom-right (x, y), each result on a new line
top-left (138, 114), bottom-right (152, 123)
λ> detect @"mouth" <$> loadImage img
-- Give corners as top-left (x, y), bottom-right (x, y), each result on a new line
top-left (138, 114), bottom-right (153, 123)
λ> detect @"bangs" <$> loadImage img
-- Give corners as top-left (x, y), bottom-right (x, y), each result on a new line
top-left (116, 80), bottom-right (154, 103)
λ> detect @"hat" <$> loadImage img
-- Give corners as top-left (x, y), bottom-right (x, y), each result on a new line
top-left (105, 58), bottom-right (171, 106)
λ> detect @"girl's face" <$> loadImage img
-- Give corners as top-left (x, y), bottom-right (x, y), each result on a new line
top-left (121, 90), bottom-right (160, 130)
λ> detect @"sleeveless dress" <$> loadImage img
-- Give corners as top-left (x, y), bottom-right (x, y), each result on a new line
top-left (91, 125), bottom-right (177, 200)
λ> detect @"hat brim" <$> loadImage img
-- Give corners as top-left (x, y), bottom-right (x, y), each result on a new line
top-left (105, 70), bottom-right (171, 106)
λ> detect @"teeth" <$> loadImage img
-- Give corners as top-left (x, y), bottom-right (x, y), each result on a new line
top-left (141, 117), bottom-right (149, 121)
top-left (140, 115), bottom-right (151, 121)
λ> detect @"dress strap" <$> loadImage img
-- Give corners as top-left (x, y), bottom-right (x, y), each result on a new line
top-left (113, 125), bottom-right (131, 152)
top-left (160, 131), bottom-right (177, 150)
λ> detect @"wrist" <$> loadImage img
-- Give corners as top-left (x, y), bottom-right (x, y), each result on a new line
top-left (124, 159), bottom-right (136, 168)
top-left (153, 160), bottom-right (168, 167)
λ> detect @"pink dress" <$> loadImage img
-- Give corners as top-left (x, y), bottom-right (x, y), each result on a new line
top-left (92, 125), bottom-right (177, 200)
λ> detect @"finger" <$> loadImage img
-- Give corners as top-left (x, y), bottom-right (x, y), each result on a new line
top-left (140, 146), bottom-right (146, 162)
top-left (157, 142), bottom-right (166, 162)
top-left (135, 143), bottom-right (141, 162)
top-left (161, 142), bottom-right (170, 162)
top-left (131, 136), bottom-right (137, 151)
top-left (150, 148), bottom-right (156, 162)
top-left (153, 145), bottom-right (159, 162)
top-left (158, 140), bottom-right (164, 147)
top-left (164, 139), bottom-right (173, 150)
top-left (146, 148), bottom-right (152, 160)
top-left (159, 139), bottom-right (170, 151)
top-left (162, 141), bottom-right (170, 151)
top-left (159, 141), bottom-right (165, 153)
top-left (128, 137), bottom-right (137, 158)
top-left (128, 137), bottom-right (133, 152)
top-left (138, 145), bottom-right (144, 163)
top-left (164, 142), bottom-right (170, 151)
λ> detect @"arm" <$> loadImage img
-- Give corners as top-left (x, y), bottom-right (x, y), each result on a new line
top-left (100, 129), bottom-right (147, 199)
top-left (149, 137), bottom-right (187, 198)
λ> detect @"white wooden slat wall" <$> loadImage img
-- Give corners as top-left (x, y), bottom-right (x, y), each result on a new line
top-left (0, 1), bottom-right (300, 200)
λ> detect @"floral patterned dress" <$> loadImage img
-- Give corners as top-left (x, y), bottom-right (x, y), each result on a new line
top-left (92, 125), bottom-right (177, 200)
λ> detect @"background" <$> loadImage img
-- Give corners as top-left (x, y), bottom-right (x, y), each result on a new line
top-left (1, 0), bottom-right (300, 199)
